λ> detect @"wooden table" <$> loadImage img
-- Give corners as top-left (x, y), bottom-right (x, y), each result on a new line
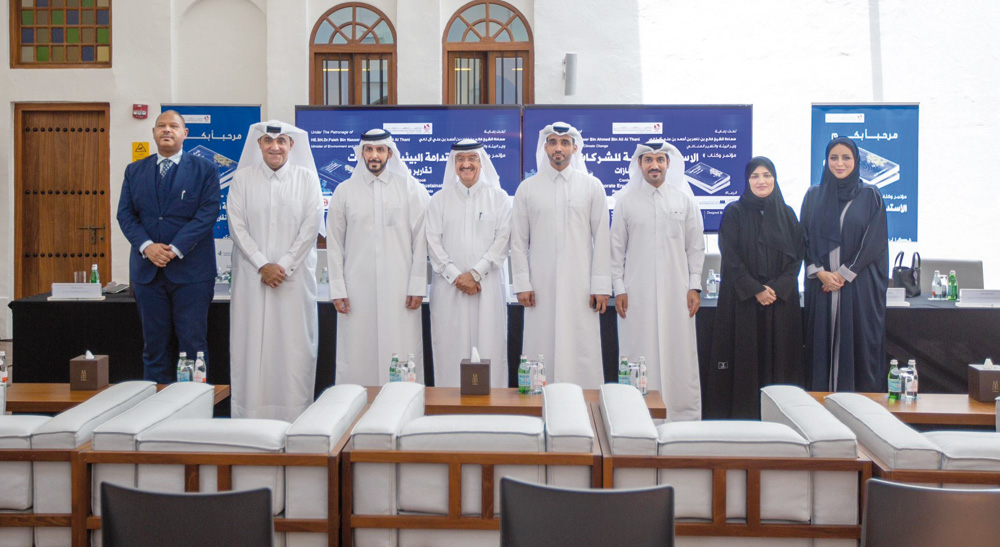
top-left (810, 391), bottom-right (996, 427)
top-left (366, 386), bottom-right (667, 419)
top-left (3, 383), bottom-right (231, 413)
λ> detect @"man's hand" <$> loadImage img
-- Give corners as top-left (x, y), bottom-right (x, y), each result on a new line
top-left (616, 293), bottom-right (628, 318)
top-left (517, 291), bottom-right (536, 307)
top-left (259, 263), bottom-right (287, 288)
top-left (591, 294), bottom-right (609, 314)
top-left (755, 285), bottom-right (777, 306)
top-left (687, 290), bottom-right (701, 317)
top-left (145, 243), bottom-right (176, 268)
top-left (817, 271), bottom-right (845, 293)
top-left (334, 298), bottom-right (351, 314)
top-left (405, 295), bottom-right (423, 310)
top-left (454, 272), bottom-right (481, 295)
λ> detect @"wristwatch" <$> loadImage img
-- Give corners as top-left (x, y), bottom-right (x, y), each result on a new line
top-left (470, 269), bottom-right (482, 283)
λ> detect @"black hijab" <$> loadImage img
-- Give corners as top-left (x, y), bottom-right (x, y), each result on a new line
top-left (805, 137), bottom-right (863, 261)
top-left (739, 156), bottom-right (802, 259)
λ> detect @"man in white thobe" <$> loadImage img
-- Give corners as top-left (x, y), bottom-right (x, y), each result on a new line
top-left (611, 140), bottom-right (705, 420)
top-left (327, 129), bottom-right (431, 385)
top-left (228, 121), bottom-right (323, 420)
top-left (427, 139), bottom-right (511, 387)
top-left (511, 122), bottom-right (612, 388)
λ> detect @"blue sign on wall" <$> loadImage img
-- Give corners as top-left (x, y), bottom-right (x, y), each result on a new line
top-left (522, 105), bottom-right (753, 232)
top-left (295, 106), bottom-right (523, 200)
top-left (810, 104), bottom-right (919, 242)
top-left (162, 104), bottom-right (261, 239)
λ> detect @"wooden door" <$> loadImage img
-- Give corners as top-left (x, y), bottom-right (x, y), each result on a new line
top-left (14, 103), bottom-right (111, 298)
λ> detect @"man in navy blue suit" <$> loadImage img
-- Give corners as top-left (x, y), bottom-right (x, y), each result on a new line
top-left (117, 110), bottom-right (221, 383)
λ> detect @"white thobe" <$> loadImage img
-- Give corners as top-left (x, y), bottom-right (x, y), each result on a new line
top-left (611, 182), bottom-right (705, 421)
top-left (327, 169), bottom-right (430, 385)
top-left (427, 181), bottom-right (511, 388)
top-left (228, 163), bottom-right (322, 421)
top-left (510, 163), bottom-right (612, 388)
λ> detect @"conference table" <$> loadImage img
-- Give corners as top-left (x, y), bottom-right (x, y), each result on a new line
top-left (3, 382), bottom-right (231, 414)
top-left (810, 391), bottom-right (997, 428)
top-left (9, 292), bottom-right (998, 418)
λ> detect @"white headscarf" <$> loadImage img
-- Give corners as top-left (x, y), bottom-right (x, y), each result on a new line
top-left (535, 121), bottom-right (588, 175)
top-left (235, 119), bottom-right (326, 236)
top-left (236, 120), bottom-right (316, 174)
top-left (352, 128), bottom-right (412, 180)
top-left (442, 139), bottom-right (501, 190)
top-left (615, 140), bottom-right (693, 199)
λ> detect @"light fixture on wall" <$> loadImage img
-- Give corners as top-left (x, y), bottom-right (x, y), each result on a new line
top-left (563, 53), bottom-right (578, 96)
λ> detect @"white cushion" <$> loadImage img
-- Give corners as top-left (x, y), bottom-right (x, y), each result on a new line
top-left (32, 381), bottom-right (156, 547)
top-left (824, 393), bottom-right (941, 469)
top-left (542, 383), bottom-right (594, 488)
top-left (599, 383), bottom-right (658, 488)
top-left (657, 421), bottom-right (810, 523)
top-left (89, 382), bottom-right (215, 518)
top-left (350, 382), bottom-right (424, 547)
top-left (285, 384), bottom-right (368, 547)
top-left (0, 416), bottom-right (50, 510)
top-left (135, 418), bottom-right (289, 515)
top-left (396, 414), bottom-right (544, 516)
top-left (924, 431), bottom-right (1000, 470)
top-left (760, 385), bottom-right (860, 528)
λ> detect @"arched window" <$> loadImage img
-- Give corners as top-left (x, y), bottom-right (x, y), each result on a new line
top-left (443, 0), bottom-right (533, 105)
top-left (310, 3), bottom-right (396, 105)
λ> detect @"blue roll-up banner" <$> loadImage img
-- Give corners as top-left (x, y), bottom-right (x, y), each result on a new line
top-left (162, 104), bottom-right (262, 240)
top-left (810, 104), bottom-right (919, 242)
top-left (295, 106), bottom-right (523, 213)
top-left (522, 105), bottom-right (753, 232)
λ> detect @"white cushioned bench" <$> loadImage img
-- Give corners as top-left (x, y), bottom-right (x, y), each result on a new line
top-left (0, 412), bottom-right (51, 547)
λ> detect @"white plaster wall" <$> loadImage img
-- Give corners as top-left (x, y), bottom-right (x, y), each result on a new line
top-left (3, 0), bottom-right (1000, 337)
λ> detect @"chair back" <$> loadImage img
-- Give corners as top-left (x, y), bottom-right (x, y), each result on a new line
top-left (862, 478), bottom-right (1000, 546)
top-left (101, 483), bottom-right (273, 547)
top-left (499, 477), bottom-right (673, 547)
top-left (919, 258), bottom-right (984, 295)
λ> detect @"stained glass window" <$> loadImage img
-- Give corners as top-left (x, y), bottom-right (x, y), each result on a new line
top-left (11, 0), bottom-right (112, 67)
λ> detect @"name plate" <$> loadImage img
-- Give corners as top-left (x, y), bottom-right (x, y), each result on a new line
top-left (886, 287), bottom-right (909, 306)
top-left (957, 289), bottom-right (1000, 307)
top-left (51, 283), bottom-right (102, 300)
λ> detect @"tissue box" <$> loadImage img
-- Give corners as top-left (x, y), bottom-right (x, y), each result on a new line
top-left (460, 359), bottom-right (491, 395)
top-left (968, 364), bottom-right (1000, 402)
top-left (70, 354), bottom-right (109, 390)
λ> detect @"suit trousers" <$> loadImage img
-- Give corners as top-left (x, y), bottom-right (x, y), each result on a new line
top-left (133, 268), bottom-right (214, 383)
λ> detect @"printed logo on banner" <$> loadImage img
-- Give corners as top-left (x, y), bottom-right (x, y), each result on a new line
top-left (384, 122), bottom-right (433, 135)
top-left (182, 115), bottom-right (212, 124)
top-left (825, 113), bottom-right (865, 123)
top-left (612, 122), bottom-right (662, 135)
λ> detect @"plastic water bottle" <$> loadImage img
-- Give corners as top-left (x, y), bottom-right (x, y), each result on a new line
top-left (618, 356), bottom-right (630, 385)
top-left (706, 269), bottom-right (718, 299)
top-left (405, 353), bottom-right (417, 383)
top-left (947, 270), bottom-right (958, 301)
top-left (89, 263), bottom-right (100, 284)
top-left (887, 359), bottom-right (901, 400)
top-left (531, 354), bottom-right (545, 394)
top-left (930, 270), bottom-right (943, 300)
top-left (389, 353), bottom-right (401, 383)
top-left (517, 355), bottom-right (530, 394)
top-left (904, 359), bottom-right (919, 400)
top-left (637, 357), bottom-right (648, 395)
top-left (193, 351), bottom-right (207, 383)
top-left (176, 352), bottom-right (190, 382)
top-left (0, 350), bottom-right (8, 385)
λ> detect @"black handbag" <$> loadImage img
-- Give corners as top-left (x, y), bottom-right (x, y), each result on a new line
top-left (892, 251), bottom-right (921, 297)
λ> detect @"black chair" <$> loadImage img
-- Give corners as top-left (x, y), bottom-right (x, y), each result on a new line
top-left (862, 478), bottom-right (1000, 547)
top-left (100, 483), bottom-right (273, 547)
top-left (499, 477), bottom-right (674, 547)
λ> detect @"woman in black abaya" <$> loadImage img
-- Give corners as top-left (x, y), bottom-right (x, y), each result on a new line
top-left (706, 157), bottom-right (805, 419)
top-left (800, 137), bottom-right (889, 392)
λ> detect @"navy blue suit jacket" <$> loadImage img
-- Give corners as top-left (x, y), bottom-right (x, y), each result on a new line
top-left (117, 153), bottom-right (221, 285)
